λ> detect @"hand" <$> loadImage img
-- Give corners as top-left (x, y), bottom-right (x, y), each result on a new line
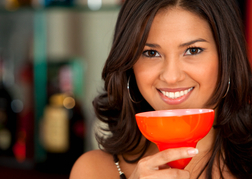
top-left (129, 147), bottom-right (198, 179)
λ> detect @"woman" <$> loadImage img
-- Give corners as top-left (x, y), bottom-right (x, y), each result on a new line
top-left (70, 0), bottom-right (252, 178)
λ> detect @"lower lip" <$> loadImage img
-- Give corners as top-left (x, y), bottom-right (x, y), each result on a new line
top-left (158, 89), bottom-right (193, 105)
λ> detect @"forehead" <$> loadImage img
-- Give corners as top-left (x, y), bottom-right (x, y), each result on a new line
top-left (147, 7), bottom-right (214, 43)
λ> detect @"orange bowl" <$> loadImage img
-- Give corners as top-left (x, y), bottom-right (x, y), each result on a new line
top-left (135, 109), bottom-right (214, 169)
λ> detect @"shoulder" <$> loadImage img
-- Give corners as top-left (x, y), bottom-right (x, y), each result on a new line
top-left (70, 150), bottom-right (118, 179)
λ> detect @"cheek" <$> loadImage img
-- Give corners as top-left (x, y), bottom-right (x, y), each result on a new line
top-left (198, 58), bottom-right (219, 95)
top-left (134, 61), bottom-right (151, 85)
top-left (206, 59), bottom-right (218, 84)
top-left (133, 63), bottom-right (146, 94)
top-left (134, 69), bottom-right (152, 92)
top-left (133, 61), bottom-right (159, 96)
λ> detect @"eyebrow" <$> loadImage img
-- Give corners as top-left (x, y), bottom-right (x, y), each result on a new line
top-left (145, 38), bottom-right (208, 48)
top-left (179, 38), bottom-right (208, 47)
top-left (145, 43), bottom-right (160, 48)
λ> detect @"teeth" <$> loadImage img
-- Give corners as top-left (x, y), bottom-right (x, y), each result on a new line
top-left (170, 92), bottom-right (174, 98)
top-left (161, 87), bottom-right (193, 99)
top-left (175, 92), bottom-right (180, 98)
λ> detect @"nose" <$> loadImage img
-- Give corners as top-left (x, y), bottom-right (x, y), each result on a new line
top-left (159, 56), bottom-right (184, 84)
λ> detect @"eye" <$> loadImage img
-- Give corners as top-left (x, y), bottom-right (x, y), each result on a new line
top-left (184, 47), bottom-right (203, 55)
top-left (143, 50), bottom-right (161, 57)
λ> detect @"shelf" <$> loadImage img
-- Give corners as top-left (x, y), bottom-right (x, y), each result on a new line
top-left (44, 4), bottom-right (121, 12)
top-left (0, 166), bottom-right (69, 179)
top-left (0, 4), bottom-right (121, 13)
top-left (0, 3), bottom-right (118, 175)
top-left (0, 156), bottom-right (33, 169)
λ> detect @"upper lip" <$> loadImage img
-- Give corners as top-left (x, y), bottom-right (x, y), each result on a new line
top-left (158, 87), bottom-right (194, 92)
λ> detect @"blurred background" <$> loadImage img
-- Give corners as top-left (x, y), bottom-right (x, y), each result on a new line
top-left (0, 0), bottom-right (250, 178)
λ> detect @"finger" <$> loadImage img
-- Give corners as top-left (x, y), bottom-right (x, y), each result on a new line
top-left (147, 147), bottom-right (198, 168)
top-left (156, 168), bottom-right (190, 179)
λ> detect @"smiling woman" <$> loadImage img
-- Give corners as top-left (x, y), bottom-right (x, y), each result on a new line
top-left (134, 8), bottom-right (218, 109)
top-left (70, 0), bottom-right (252, 179)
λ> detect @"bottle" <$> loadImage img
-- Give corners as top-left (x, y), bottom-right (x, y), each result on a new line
top-left (40, 93), bottom-right (85, 174)
top-left (38, 61), bottom-right (86, 174)
top-left (4, 0), bottom-right (32, 11)
top-left (0, 60), bottom-right (17, 158)
top-left (44, 0), bottom-right (74, 7)
top-left (42, 93), bottom-right (69, 154)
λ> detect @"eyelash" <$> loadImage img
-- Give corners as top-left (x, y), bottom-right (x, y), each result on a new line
top-left (142, 46), bottom-right (204, 58)
top-left (184, 46), bottom-right (204, 55)
top-left (142, 50), bottom-right (160, 58)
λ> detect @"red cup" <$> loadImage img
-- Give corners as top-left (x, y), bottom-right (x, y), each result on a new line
top-left (135, 109), bottom-right (215, 169)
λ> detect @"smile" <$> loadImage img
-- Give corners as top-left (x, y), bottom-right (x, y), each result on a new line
top-left (160, 87), bottom-right (194, 99)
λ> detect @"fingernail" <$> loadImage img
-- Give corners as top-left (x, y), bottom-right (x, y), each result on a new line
top-left (187, 148), bottom-right (199, 156)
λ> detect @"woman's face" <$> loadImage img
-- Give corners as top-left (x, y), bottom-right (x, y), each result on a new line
top-left (133, 7), bottom-right (218, 110)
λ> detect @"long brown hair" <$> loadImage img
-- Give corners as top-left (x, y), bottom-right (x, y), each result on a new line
top-left (93, 0), bottom-right (252, 178)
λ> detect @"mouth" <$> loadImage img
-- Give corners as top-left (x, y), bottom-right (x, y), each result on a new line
top-left (158, 87), bottom-right (194, 105)
top-left (159, 87), bottom-right (194, 99)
